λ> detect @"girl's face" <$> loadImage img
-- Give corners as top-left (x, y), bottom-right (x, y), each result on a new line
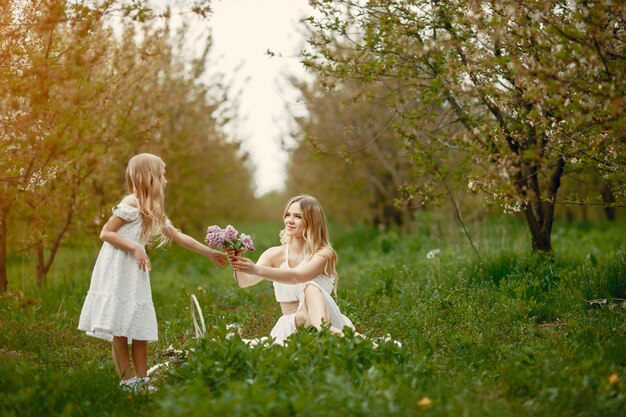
top-left (284, 202), bottom-right (306, 238)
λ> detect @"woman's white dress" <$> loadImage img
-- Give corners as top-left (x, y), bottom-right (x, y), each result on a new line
top-left (77, 202), bottom-right (158, 343)
top-left (269, 246), bottom-right (355, 345)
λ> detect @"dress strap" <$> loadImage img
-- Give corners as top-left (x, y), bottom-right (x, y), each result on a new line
top-left (284, 244), bottom-right (289, 265)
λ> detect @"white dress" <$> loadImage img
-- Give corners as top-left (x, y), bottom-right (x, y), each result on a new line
top-left (77, 201), bottom-right (158, 343)
top-left (269, 246), bottom-right (355, 345)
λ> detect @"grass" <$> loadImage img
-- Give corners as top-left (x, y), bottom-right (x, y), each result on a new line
top-left (1, 213), bottom-right (625, 416)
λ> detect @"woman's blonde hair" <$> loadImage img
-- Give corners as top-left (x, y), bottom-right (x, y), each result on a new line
top-left (280, 195), bottom-right (338, 287)
top-left (125, 153), bottom-right (170, 246)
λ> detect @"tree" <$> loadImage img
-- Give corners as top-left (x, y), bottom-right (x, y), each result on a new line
top-left (287, 77), bottom-right (417, 227)
top-left (1, 0), bottom-right (130, 289)
top-left (303, 0), bottom-right (625, 251)
top-left (103, 22), bottom-right (257, 230)
top-left (0, 0), bottom-right (254, 291)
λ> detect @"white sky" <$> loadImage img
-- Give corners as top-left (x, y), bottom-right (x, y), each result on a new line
top-left (144, 0), bottom-right (314, 195)
top-left (206, 0), bottom-right (313, 195)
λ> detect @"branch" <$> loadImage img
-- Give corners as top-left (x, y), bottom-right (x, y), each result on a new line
top-left (442, 174), bottom-right (482, 262)
top-left (435, 13), bottom-right (518, 153)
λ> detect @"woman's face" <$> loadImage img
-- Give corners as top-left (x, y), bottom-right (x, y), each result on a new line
top-left (284, 202), bottom-right (306, 238)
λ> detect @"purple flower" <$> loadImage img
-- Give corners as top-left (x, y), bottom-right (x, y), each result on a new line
top-left (223, 225), bottom-right (238, 242)
top-left (205, 225), bottom-right (225, 247)
top-left (205, 224), bottom-right (255, 252)
top-left (240, 233), bottom-right (255, 252)
top-left (206, 225), bottom-right (221, 235)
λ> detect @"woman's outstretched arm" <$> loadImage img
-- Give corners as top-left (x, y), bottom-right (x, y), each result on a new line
top-left (230, 247), bottom-right (332, 285)
top-left (228, 246), bottom-right (281, 288)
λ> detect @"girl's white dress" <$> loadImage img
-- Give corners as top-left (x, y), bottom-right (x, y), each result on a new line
top-left (78, 202), bottom-right (158, 343)
top-left (269, 246), bottom-right (355, 345)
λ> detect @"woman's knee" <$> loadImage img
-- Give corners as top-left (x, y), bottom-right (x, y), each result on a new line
top-left (304, 284), bottom-right (323, 299)
top-left (303, 285), bottom-right (330, 323)
top-left (295, 310), bottom-right (309, 327)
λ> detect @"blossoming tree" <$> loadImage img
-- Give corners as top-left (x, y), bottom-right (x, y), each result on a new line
top-left (303, 0), bottom-right (625, 251)
top-left (0, 0), bottom-right (253, 291)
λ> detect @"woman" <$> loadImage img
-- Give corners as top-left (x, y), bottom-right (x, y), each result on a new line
top-left (228, 195), bottom-right (354, 345)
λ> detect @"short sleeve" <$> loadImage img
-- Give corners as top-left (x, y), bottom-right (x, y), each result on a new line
top-left (163, 217), bottom-right (174, 229)
top-left (112, 203), bottom-right (140, 222)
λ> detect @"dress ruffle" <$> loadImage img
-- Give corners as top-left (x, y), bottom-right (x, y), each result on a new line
top-left (79, 198), bottom-right (157, 343)
top-left (112, 203), bottom-right (140, 222)
top-left (78, 292), bottom-right (158, 342)
top-left (269, 280), bottom-right (354, 345)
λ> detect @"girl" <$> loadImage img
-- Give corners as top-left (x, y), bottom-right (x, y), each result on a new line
top-left (78, 153), bottom-right (227, 391)
top-left (228, 195), bottom-right (354, 345)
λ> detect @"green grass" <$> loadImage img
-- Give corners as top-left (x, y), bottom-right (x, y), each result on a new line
top-left (1, 214), bottom-right (625, 416)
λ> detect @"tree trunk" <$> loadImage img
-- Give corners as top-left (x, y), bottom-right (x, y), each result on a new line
top-left (519, 183), bottom-right (554, 252)
top-left (0, 202), bottom-right (8, 293)
top-left (524, 206), bottom-right (553, 252)
top-left (34, 203), bottom-right (74, 286)
top-left (601, 180), bottom-right (616, 221)
top-left (519, 157), bottom-right (564, 253)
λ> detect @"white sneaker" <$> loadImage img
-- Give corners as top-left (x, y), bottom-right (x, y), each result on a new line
top-left (119, 377), bottom-right (140, 391)
top-left (136, 377), bottom-right (158, 393)
top-left (119, 376), bottom-right (157, 393)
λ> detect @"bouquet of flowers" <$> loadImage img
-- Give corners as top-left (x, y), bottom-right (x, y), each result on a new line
top-left (205, 225), bottom-right (255, 253)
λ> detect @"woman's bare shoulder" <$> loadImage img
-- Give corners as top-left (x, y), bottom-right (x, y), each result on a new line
top-left (259, 245), bottom-right (286, 267)
top-left (316, 245), bottom-right (336, 258)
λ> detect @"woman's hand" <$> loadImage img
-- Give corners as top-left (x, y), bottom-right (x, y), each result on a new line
top-left (133, 247), bottom-right (151, 272)
top-left (230, 256), bottom-right (257, 275)
top-left (225, 248), bottom-right (242, 263)
top-left (208, 249), bottom-right (228, 268)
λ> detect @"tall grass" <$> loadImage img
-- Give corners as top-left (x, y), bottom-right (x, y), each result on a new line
top-left (1, 214), bottom-right (625, 416)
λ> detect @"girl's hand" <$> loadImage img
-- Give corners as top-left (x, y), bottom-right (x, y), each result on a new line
top-left (225, 248), bottom-right (243, 263)
top-left (230, 256), bottom-right (257, 275)
top-left (208, 250), bottom-right (228, 268)
top-left (134, 248), bottom-right (151, 272)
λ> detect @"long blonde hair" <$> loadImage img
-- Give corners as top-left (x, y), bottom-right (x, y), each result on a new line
top-left (125, 153), bottom-right (170, 246)
top-left (280, 195), bottom-right (338, 286)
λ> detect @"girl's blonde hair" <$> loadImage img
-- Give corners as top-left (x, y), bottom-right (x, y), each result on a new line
top-left (125, 153), bottom-right (170, 246)
top-left (280, 195), bottom-right (338, 287)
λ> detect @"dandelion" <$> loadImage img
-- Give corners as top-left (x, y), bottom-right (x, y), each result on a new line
top-left (418, 397), bottom-right (432, 409)
top-left (609, 372), bottom-right (619, 385)
top-left (426, 249), bottom-right (442, 285)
